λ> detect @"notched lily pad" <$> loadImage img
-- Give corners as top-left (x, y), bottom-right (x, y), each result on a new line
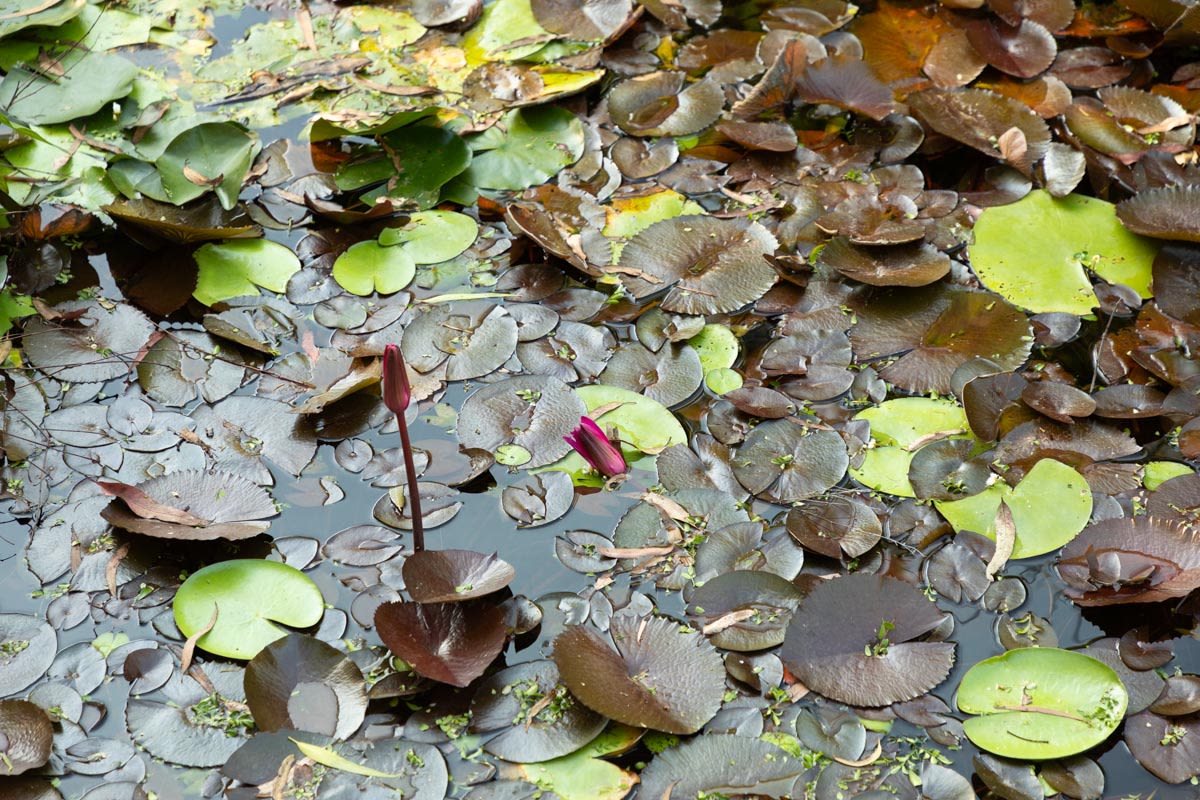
top-left (470, 660), bottom-right (607, 763)
top-left (553, 615), bottom-right (725, 734)
top-left (174, 559), bottom-right (325, 660)
top-left (638, 734), bottom-right (805, 799)
top-left (244, 634), bottom-right (367, 740)
top-left (375, 600), bottom-right (507, 688)
top-left (100, 470), bottom-right (276, 541)
top-left (403, 549), bottom-right (516, 602)
top-left (615, 215), bottom-right (778, 315)
top-left (732, 418), bottom-right (849, 504)
top-left (0, 699), bottom-right (54, 775)
top-left (0, 614), bottom-right (57, 697)
top-left (1057, 517), bottom-right (1200, 605)
top-left (958, 648), bottom-right (1128, 760)
top-left (780, 573), bottom-right (955, 707)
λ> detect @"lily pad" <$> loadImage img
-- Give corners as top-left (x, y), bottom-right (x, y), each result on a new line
top-left (100, 470), bottom-right (277, 541)
top-left (780, 573), bottom-right (956, 707)
top-left (463, 106), bottom-right (585, 190)
top-left (403, 549), bottom-right (516, 602)
top-left (173, 560), bottom-right (326, 660)
top-left (244, 634), bottom-right (366, 740)
top-left (333, 241), bottom-right (417, 296)
top-left (374, 600), bottom-right (508, 687)
top-left (157, 123), bottom-right (261, 210)
top-left (639, 735), bottom-right (805, 799)
top-left (334, 124), bottom-right (471, 209)
top-left (850, 398), bottom-right (976, 497)
top-left (0, 50), bottom-right (137, 126)
top-left (1057, 517), bottom-right (1200, 606)
top-left (732, 418), bottom-right (848, 503)
top-left (957, 648), bottom-right (1128, 760)
top-left (193, 240), bottom-right (301, 306)
top-left (0, 614), bottom-right (57, 697)
top-left (935, 458), bottom-right (1093, 558)
top-left (0, 699), bottom-right (53, 775)
top-left (378, 210), bottom-right (480, 264)
top-left (553, 615), bottom-right (725, 734)
top-left (457, 375), bottom-right (586, 468)
top-left (969, 190), bottom-right (1159, 315)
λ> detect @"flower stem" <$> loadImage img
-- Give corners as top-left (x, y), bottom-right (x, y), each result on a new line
top-left (394, 410), bottom-right (424, 552)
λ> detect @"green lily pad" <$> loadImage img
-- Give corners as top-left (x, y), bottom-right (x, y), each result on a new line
top-left (1143, 461), bottom-right (1193, 491)
top-left (0, 49), bottom-right (137, 126)
top-left (689, 325), bottom-right (739, 372)
top-left (0, 0), bottom-right (85, 37)
top-left (157, 122), bottom-right (261, 210)
top-left (705, 368), bottom-right (743, 396)
top-left (332, 241), bottom-right (416, 296)
top-left (0, 287), bottom-right (34, 335)
top-left (935, 458), bottom-right (1092, 558)
top-left (849, 397), bottom-right (974, 498)
top-left (462, 106), bottom-right (584, 190)
top-left (513, 725), bottom-right (641, 800)
top-left (544, 385), bottom-right (687, 481)
top-left (958, 648), bottom-right (1128, 760)
top-left (378, 210), bottom-right (479, 264)
top-left (969, 190), bottom-right (1159, 315)
top-left (334, 124), bottom-right (471, 210)
top-left (174, 559), bottom-right (325, 660)
top-left (193, 240), bottom-right (301, 306)
top-left (602, 189), bottom-right (705, 240)
top-left (462, 0), bottom-right (555, 63)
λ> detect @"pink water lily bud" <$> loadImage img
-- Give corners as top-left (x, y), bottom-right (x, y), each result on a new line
top-left (564, 416), bottom-right (627, 477)
top-left (382, 344), bottom-right (411, 415)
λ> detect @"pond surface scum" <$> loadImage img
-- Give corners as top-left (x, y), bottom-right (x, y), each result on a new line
top-left (2, 0), bottom-right (1200, 797)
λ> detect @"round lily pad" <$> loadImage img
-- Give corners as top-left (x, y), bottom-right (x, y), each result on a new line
top-left (0, 699), bottom-right (53, 776)
top-left (969, 190), bottom-right (1159, 315)
top-left (0, 614), bottom-right (57, 697)
top-left (193, 240), bottom-right (301, 307)
top-left (958, 648), bottom-right (1128, 760)
top-left (173, 559), bottom-right (326, 660)
top-left (577, 384), bottom-right (687, 457)
top-left (332, 241), bottom-right (416, 296)
top-left (935, 458), bottom-right (1093, 558)
top-left (378, 210), bottom-right (479, 264)
top-left (688, 324), bottom-right (739, 372)
top-left (553, 616), bottom-right (725, 734)
top-left (850, 397), bottom-right (974, 498)
top-left (463, 106), bottom-right (585, 190)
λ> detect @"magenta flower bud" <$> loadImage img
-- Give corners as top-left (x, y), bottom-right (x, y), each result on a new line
top-left (382, 344), bottom-right (411, 415)
top-left (564, 416), bottom-right (627, 477)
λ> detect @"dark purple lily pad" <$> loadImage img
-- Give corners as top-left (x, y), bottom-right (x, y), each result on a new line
top-left (686, 570), bottom-right (804, 651)
top-left (615, 215), bottom-right (779, 314)
top-left (1057, 517), bottom-right (1200, 605)
top-left (244, 634), bottom-right (367, 740)
top-left (403, 549), bottom-right (516, 602)
top-left (638, 734), bottom-right (805, 799)
top-left (469, 660), bottom-right (607, 763)
top-left (785, 495), bottom-right (882, 558)
top-left (375, 600), bottom-right (507, 687)
top-left (553, 615), bottom-right (725, 734)
top-left (732, 418), bottom-right (849, 503)
top-left (0, 700), bottom-right (54, 776)
top-left (100, 469), bottom-right (276, 540)
top-left (780, 573), bottom-right (956, 706)
top-left (1125, 710), bottom-right (1200, 784)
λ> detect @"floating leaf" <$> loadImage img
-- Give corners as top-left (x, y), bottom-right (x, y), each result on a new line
top-left (639, 735), bottom-right (805, 799)
top-left (333, 241), bottom-right (416, 296)
top-left (173, 560), bottom-right (325, 659)
top-left (245, 634), bottom-right (366, 740)
top-left (378, 210), bottom-right (480, 264)
top-left (375, 600), bottom-right (507, 687)
top-left (463, 107), bottom-right (584, 190)
top-left (849, 398), bottom-right (972, 497)
top-left (936, 458), bottom-right (1093, 558)
top-left (0, 50), bottom-right (137, 125)
top-left (403, 549), bottom-right (516, 602)
top-left (457, 375), bottom-right (586, 468)
top-left (100, 470), bottom-right (276, 541)
top-left (470, 660), bottom-right (607, 763)
top-left (1116, 186), bottom-right (1200, 244)
top-left (780, 573), bottom-right (955, 707)
top-left (1057, 517), bottom-right (1200, 605)
top-left (553, 616), bottom-right (725, 734)
top-left (958, 648), bottom-right (1128, 760)
top-left (157, 123), bottom-right (261, 209)
top-left (733, 418), bottom-right (848, 504)
top-left (193, 240), bottom-right (301, 306)
top-left (615, 216), bottom-right (778, 314)
top-left (335, 124), bottom-right (471, 209)
top-left (0, 615), bottom-right (57, 697)
top-left (0, 700), bottom-right (53, 775)
top-left (969, 190), bottom-right (1159, 314)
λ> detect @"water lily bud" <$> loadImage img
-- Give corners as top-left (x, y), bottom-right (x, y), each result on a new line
top-left (564, 416), bottom-right (627, 478)
top-left (382, 344), bottom-right (411, 415)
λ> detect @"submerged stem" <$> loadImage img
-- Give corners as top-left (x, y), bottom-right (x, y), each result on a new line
top-left (395, 410), bottom-right (424, 552)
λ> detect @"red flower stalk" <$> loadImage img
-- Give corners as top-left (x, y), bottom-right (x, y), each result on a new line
top-left (564, 416), bottom-right (627, 478)
top-left (383, 344), bottom-right (423, 552)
